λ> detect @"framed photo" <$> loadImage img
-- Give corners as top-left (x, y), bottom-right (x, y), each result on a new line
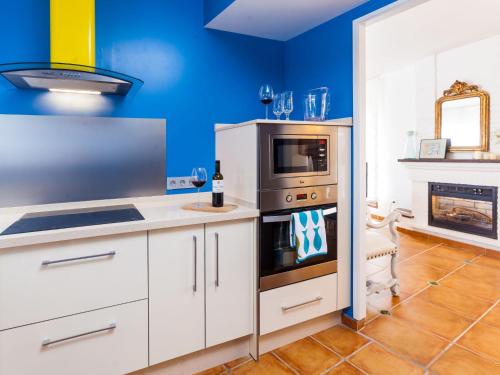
top-left (419, 138), bottom-right (450, 159)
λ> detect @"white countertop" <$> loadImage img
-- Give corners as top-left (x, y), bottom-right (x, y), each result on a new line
top-left (215, 117), bottom-right (353, 132)
top-left (0, 194), bottom-right (259, 250)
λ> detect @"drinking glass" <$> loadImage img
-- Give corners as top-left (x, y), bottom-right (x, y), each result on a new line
top-left (191, 167), bottom-right (207, 208)
top-left (259, 84), bottom-right (274, 120)
top-left (283, 91), bottom-right (293, 120)
top-left (272, 93), bottom-right (283, 120)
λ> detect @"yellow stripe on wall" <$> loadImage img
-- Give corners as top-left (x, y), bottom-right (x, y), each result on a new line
top-left (50, 0), bottom-right (95, 66)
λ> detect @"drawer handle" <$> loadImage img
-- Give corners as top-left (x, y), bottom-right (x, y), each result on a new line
top-left (41, 251), bottom-right (116, 266)
top-left (215, 232), bottom-right (220, 287)
top-left (193, 235), bottom-right (197, 292)
top-left (282, 296), bottom-right (323, 311)
top-left (41, 322), bottom-right (116, 347)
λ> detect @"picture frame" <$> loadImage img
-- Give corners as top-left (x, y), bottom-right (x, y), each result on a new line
top-left (419, 138), bottom-right (450, 159)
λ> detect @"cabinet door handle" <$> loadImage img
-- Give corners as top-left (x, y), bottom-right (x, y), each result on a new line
top-left (193, 235), bottom-right (197, 292)
top-left (41, 322), bottom-right (116, 347)
top-left (282, 296), bottom-right (323, 311)
top-left (41, 251), bottom-right (116, 266)
top-left (215, 232), bottom-right (219, 287)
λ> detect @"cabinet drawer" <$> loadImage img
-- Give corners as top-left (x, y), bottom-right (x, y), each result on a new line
top-left (260, 273), bottom-right (338, 335)
top-left (0, 300), bottom-right (148, 375)
top-left (0, 233), bottom-right (147, 330)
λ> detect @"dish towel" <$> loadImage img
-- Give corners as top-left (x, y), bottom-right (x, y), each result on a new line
top-left (290, 209), bottom-right (328, 263)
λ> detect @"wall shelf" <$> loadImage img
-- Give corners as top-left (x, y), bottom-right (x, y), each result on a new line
top-left (398, 158), bottom-right (500, 163)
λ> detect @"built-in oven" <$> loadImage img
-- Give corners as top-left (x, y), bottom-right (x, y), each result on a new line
top-left (259, 186), bottom-right (338, 291)
top-left (259, 124), bottom-right (337, 191)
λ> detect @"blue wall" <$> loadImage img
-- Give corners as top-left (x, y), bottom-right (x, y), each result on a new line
top-left (0, 0), bottom-right (284, 190)
top-left (284, 0), bottom-right (396, 120)
top-left (204, 0), bottom-right (236, 24)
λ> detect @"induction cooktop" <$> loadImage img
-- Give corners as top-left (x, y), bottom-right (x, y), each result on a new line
top-left (1, 204), bottom-right (145, 236)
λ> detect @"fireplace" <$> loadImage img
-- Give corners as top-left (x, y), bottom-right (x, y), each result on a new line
top-left (429, 182), bottom-right (497, 239)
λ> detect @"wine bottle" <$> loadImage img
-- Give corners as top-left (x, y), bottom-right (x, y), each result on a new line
top-left (212, 160), bottom-right (224, 207)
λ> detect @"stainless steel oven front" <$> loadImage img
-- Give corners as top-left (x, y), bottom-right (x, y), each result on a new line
top-left (259, 185), bottom-right (338, 291)
top-left (259, 124), bottom-right (338, 191)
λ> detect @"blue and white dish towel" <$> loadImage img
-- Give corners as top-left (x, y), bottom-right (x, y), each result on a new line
top-left (290, 209), bottom-right (328, 263)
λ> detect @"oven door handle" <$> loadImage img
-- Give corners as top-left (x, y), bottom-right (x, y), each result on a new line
top-left (262, 207), bottom-right (337, 223)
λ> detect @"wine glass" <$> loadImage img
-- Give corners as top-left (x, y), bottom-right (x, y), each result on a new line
top-left (259, 84), bottom-right (274, 120)
top-left (283, 91), bottom-right (293, 120)
top-left (272, 93), bottom-right (283, 120)
top-left (191, 167), bottom-right (207, 208)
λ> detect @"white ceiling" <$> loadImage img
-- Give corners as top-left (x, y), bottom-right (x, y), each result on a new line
top-left (206, 0), bottom-right (368, 41)
top-left (366, 0), bottom-right (500, 79)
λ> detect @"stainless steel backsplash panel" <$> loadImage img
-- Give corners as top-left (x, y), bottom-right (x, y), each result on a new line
top-left (0, 115), bottom-right (166, 208)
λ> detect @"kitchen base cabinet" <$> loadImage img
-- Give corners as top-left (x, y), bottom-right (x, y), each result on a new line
top-left (205, 220), bottom-right (254, 347)
top-left (260, 273), bottom-right (338, 335)
top-left (0, 232), bottom-right (148, 331)
top-left (149, 225), bottom-right (205, 365)
top-left (0, 300), bottom-right (148, 375)
top-left (149, 219), bottom-right (255, 364)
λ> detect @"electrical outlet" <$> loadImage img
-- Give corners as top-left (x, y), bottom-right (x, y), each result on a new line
top-left (167, 176), bottom-right (195, 190)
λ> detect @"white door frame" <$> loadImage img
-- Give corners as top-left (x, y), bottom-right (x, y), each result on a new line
top-left (351, 0), bottom-right (433, 321)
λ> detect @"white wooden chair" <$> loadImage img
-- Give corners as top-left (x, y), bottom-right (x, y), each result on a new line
top-left (366, 210), bottom-right (402, 296)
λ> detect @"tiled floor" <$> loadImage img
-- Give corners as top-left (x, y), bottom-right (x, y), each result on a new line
top-left (199, 232), bottom-right (500, 374)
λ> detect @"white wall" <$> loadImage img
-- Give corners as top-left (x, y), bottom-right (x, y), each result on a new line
top-left (367, 33), bottom-right (500, 215)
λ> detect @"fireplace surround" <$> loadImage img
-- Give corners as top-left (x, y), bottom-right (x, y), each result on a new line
top-left (429, 182), bottom-right (498, 239)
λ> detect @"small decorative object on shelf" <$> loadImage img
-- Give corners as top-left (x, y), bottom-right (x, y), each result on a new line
top-left (304, 87), bottom-right (330, 121)
top-left (419, 139), bottom-right (450, 159)
top-left (272, 93), bottom-right (283, 120)
top-left (282, 91), bottom-right (293, 120)
top-left (212, 160), bottom-right (224, 207)
top-left (259, 84), bottom-right (274, 119)
top-left (404, 130), bottom-right (417, 159)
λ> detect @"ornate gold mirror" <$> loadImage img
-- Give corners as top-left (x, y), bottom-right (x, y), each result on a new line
top-left (435, 81), bottom-right (490, 152)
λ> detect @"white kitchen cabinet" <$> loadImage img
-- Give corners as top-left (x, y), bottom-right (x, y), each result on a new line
top-left (205, 220), bottom-right (254, 347)
top-left (149, 219), bottom-right (255, 364)
top-left (259, 273), bottom-right (338, 335)
top-left (149, 225), bottom-right (205, 365)
top-left (0, 233), bottom-right (147, 331)
top-left (0, 300), bottom-right (148, 375)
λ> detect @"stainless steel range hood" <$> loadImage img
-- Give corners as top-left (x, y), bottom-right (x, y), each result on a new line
top-left (0, 62), bottom-right (143, 96)
top-left (0, 0), bottom-right (143, 96)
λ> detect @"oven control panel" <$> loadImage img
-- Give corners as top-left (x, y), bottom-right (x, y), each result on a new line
top-left (260, 185), bottom-right (338, 212)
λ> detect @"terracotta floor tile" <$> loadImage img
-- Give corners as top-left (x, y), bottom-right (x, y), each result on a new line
top-left (398, 262), bottom-right (451, 282)
top-left (474, 254), bottom-right (500, 270)
top-left (232, 354), bottom-right (293, 375)
top-left (361, 315), bottom-right (447, 366)
top-left (404, 252), bottom-right (464, 272)
top-left (326, 362), bottom-right (363, 375)
top-left (274, 337), bottom-right (341, 374)
top-left (416, 284), bottom-right (492, 320)
top-left (312, 325), bottom-right (368, 357)
top-left (369, 267), bottom-right (428, 295)
top-left (455, 263), bottom-right (500, 287)
top-left (366, 304), bottom-right (380, 321)
top-left (391, 298), bottom-right (471, 340)
top-left (366, 289), bottom-right (410, 312)
top-left (397, 271), bottom-right (430, 294)
top-left (482, 304), bottom-right (500, 329)
top-left (458, 322), bottom-right (500, 362)
top-left (431, 345), bottom-right (500, 375)
top-left (428, 244), bottom-right (482, 262)
top-left (349, 343), bottom-right (424, 375)
top-left (398, 236), bottom-right (440, 252)
top-left (398, 245), bottom-right (428, 261)
top-left (440, 272), bottom-right (500, 302)
top-left (224, 355), bottom-right (252, 369)
top-left (194, 365), bottom-right (226, 375)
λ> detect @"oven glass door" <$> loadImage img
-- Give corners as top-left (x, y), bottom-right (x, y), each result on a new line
top-left (272, 135), bottom-right (328, 177)
top-left (260, 203), bottom-right (337, 279)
